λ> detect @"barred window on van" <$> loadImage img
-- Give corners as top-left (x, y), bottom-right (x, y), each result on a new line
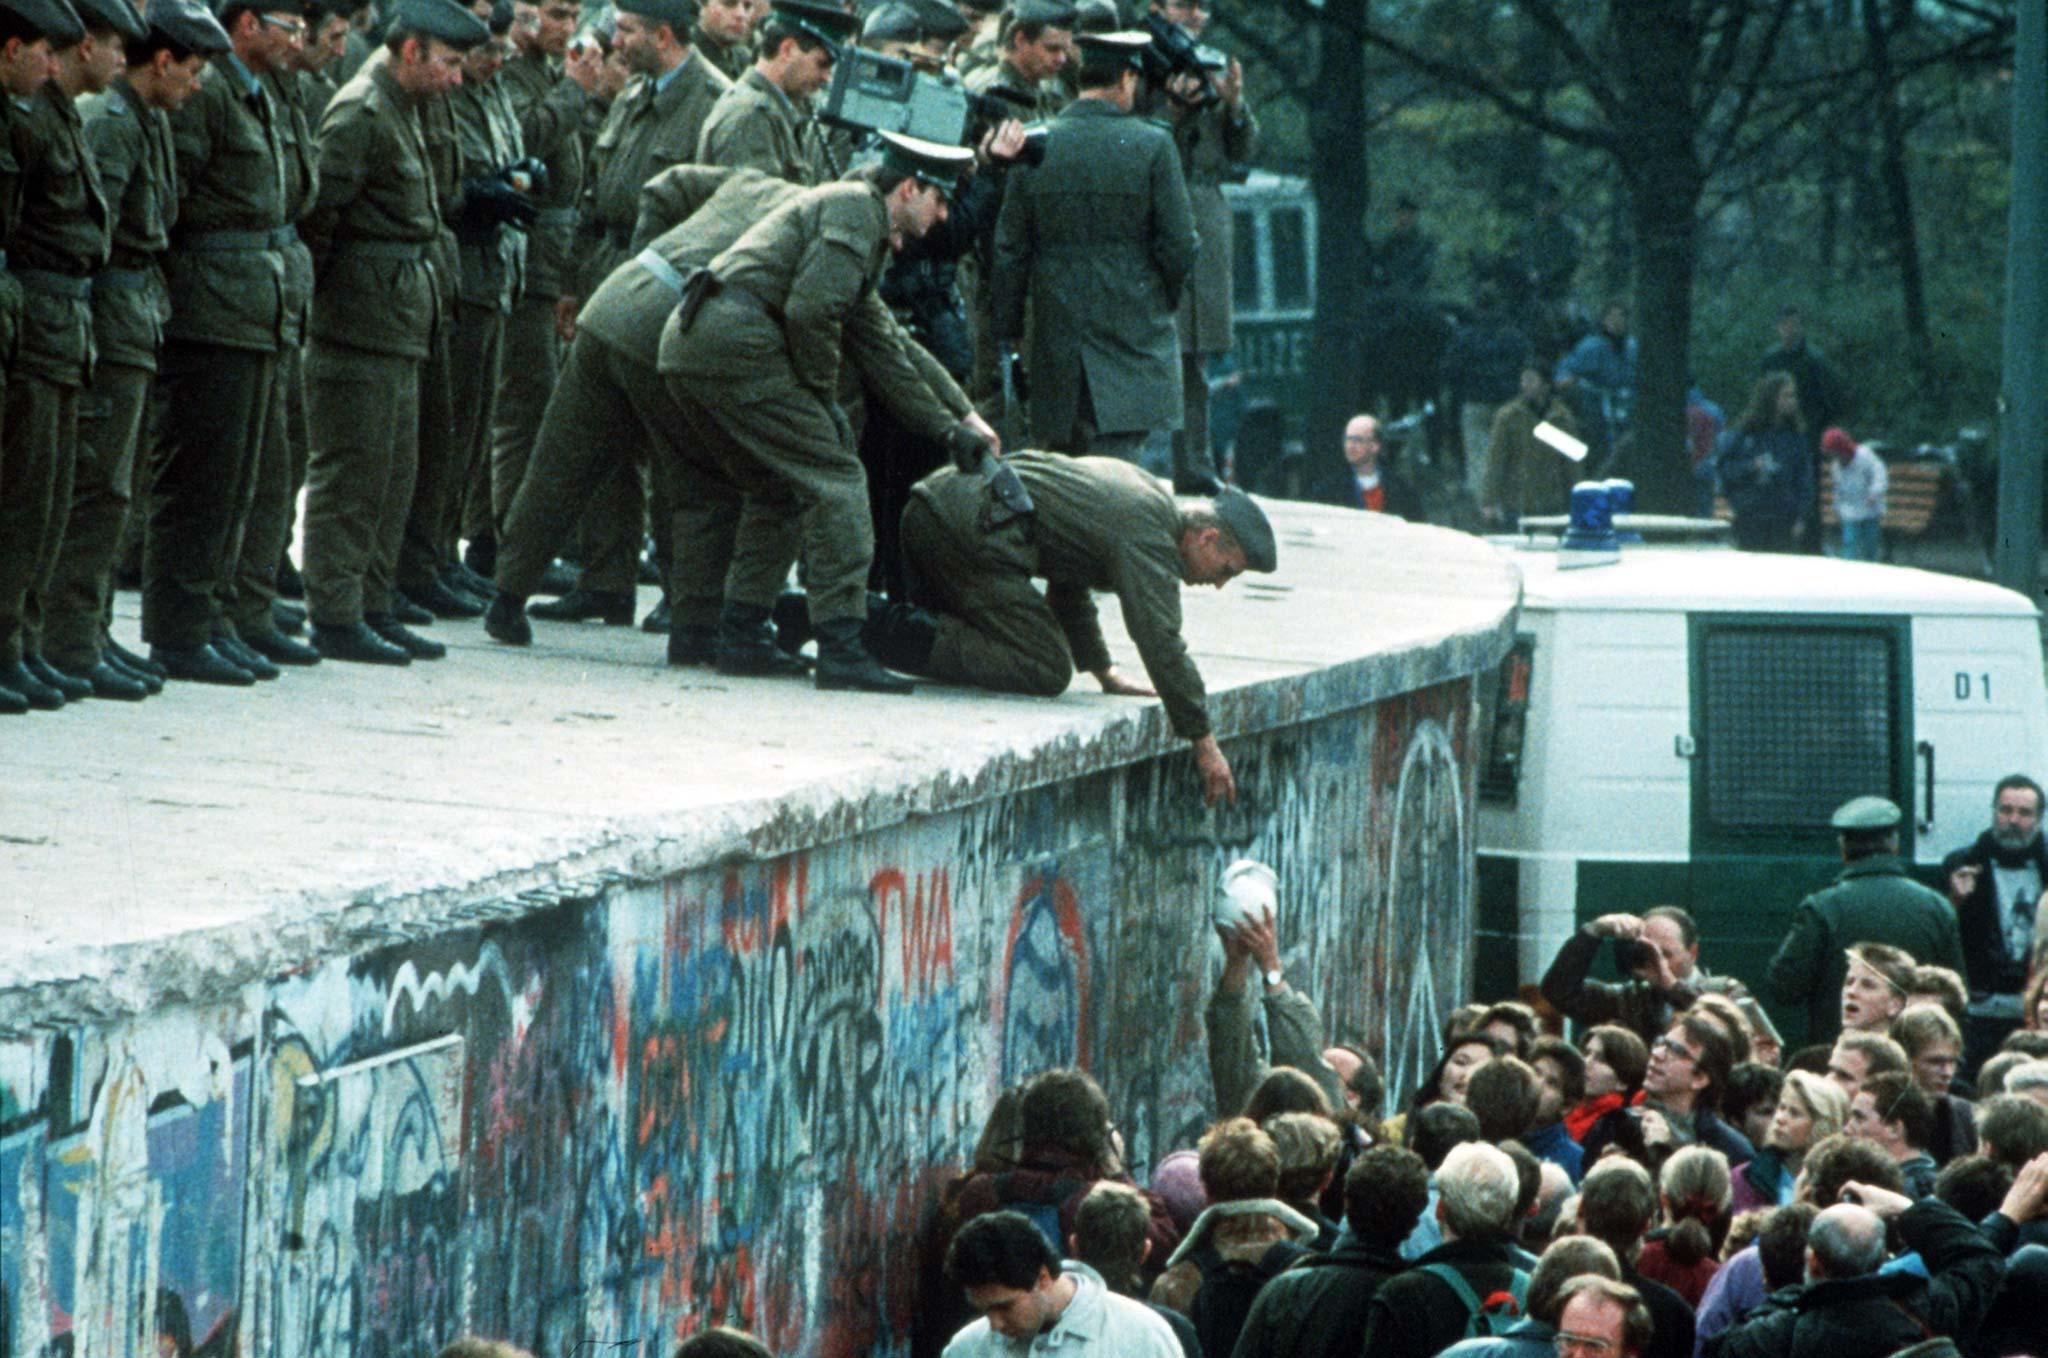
top-left (1699, 625), bottom-right (1899, 830)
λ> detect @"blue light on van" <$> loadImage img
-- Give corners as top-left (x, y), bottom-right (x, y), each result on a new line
top-left (1563, 481), bottom-right (1619, 552)
top-left (1604, 479), bottom-right (1644, 544)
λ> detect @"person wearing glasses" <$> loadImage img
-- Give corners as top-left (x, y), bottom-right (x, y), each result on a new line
top-left (1551, 1276), bottom-right (1652, 1358)
top-left (1581, 1015), bottom-right (1754, 1170)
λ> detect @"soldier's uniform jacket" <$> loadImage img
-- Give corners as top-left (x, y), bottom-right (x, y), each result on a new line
top-left (0, 101), bottom-right (27, 375)
top-left (260, 67), bottom-right (318, 351)
top-left (992, 98), bottom-right (1195, 439)
top-left (1172, 95), bottom-right (1253, 355)
top-left (576, 49), bottom-right (729, 292)
top-left (656, 177), bottom-right (970, 436)
top-left (449, 74), bottom-right (525, 312)
top-left (79, 76), bottom-right (174, 373)
top-left (693, 26), bottom-right (749, 81)
top-left (963, 57), bottom-right (1064, 125)
top-left (163, 55), bottom-right (289, 355)
top-left (9, 83), bottom-right (109, 384)
top-left (409, 55), bottom-right (461, 324)
top-left (498, 48), bottom-right (584, 301)
top-left (696, 67), bottom-right (823, 187)
top-left (302, 57), bottom-right (443, 360)
top-left (910, 452), bottom-right (1211, 738)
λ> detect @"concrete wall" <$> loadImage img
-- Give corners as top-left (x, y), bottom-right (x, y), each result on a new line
top-left (1, 678), bottom-right (1480, 1358)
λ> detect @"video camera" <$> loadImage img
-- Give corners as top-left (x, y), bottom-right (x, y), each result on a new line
top-left (820, 47), bottom-right (1048, 165)
top-left (1140, 11), bottom-right (1226, 108)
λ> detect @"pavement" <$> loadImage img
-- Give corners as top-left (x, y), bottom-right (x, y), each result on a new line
top-left (0, 499), bottom-right (1522, 1028)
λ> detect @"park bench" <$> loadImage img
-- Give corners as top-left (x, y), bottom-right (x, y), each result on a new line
top-left (1712, 457), bottom-right (1949, 558)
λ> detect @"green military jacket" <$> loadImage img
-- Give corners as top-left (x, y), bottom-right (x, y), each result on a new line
top-left (1766, 853), bottom-right (1968, 1043)
top-left (1172, 96), bottom-right (1254, 355)
top-left (497, 48), bottom-right (584, 300)
top-left (302, 58), bottom-right (443, 360)
top-left (10, 83), bottom-right (108, 383)
top-left (696, 67), bottom-right (824, 186)
top-left (693, 26), bottom-right (750, 81)
top-left (164, 56), bottom-right (289, 354)
top-left (261, 67), bottom-right (318, 349)
top-left (992, 97), bottom-right (1195, 440)
top-left (0, 99), bottom-right (27, 373)
top-left (405, 53), bottom-right (461, 318)
top-left (963, 57), bottom-right (1064, 125)
top-left (576, 50), bottom-right (729, 291)
top-left (449, 74), bottom-right (525, 311)
top-left (80, 77), bottom-right (174, 373)
top-left (909, 452), bottom-right (1210, 738)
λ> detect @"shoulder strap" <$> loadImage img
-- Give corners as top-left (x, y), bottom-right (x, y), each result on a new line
top-left (1419, 1261), bottom-right (1485, 1316)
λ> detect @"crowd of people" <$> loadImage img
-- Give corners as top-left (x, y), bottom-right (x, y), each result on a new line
top-left (0, 0), bottom-right (1278, 797)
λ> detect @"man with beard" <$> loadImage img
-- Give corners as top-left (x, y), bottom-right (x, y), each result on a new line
top-left (1945, 774), bottom-right (2048, 1062)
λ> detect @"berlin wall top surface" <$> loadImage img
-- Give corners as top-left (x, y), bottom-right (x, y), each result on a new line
top-left (0, 500), bottom-right (1520, 1024)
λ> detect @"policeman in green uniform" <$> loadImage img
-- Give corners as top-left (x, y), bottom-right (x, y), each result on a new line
top-left (529, 0), bottom-right (727, 626)
top-left (691, 0), bottom-right (755, 81)
top-left (43, 0), bottom-right (227, 703)
top-left (991, 30), bottom-right (1193, 458)
top-left (695, 0), bottom-right (851, 186)
top-left (1765, 795), bottom-right (1970, 1045)
top-left (892, 453), bottom-right (1273, 804)
top-left (961, 0), bottom-right (1072, 124)
top-left (299, 0), bottom-right (487, 665)
top-left (658, 131), bottom-right (980, 694)
top-left (0, 0), bottom-right (125, 710)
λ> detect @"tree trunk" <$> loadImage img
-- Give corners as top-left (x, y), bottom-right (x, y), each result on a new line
top-left (1306, 0), bottom-right (1370, 504)
top-left (1864, 0), bottom-right (1932, 380)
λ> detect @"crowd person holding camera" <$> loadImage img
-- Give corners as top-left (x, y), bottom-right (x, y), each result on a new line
top-left (1542, 907), bottom-right (1746, 1048)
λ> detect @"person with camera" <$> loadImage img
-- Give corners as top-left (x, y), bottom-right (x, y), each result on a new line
top-left (991, 29), bottom-right (1194, 458)
top-left (696, 0), bottom-right (853, 185)
top-left (1540, 907), bottom-right (1746, 1048)
top-left (962, 0), bottom-right (1072, 123)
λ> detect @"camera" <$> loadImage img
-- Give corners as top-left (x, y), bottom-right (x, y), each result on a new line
top-left (1140, 11), bottom-right (1224, 107)
top-left (822, 46), bottom-right (1053, 163)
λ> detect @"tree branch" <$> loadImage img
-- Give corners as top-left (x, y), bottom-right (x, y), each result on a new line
top-left (1347, 17), bottom-right (1618, 151)
top-left (1513, 0), bottom-right (1627, 122)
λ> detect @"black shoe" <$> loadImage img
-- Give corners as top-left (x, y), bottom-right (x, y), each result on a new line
top-left (867, 601), bottom-right (940, 674)
top-left (410, 576), bottom-right (486, 620)
top-left (276, 555), bottom-right (305, 600)
top-left (214, 634), bottom-right (281, 681)
top-left (529, 588), bottom-right (634, 625)
top-left (105, 636), bottom-right (166, 681)
top-left (272, 600), bottom-right (308, 636)
top-left (63, 660), bottom-right (149, 701)
top-left (312, 621), bottom-right (411, 666)
top-left (772, 589), bottom-right (813, 657)
top-left (463, 536), bottom-right (497, 579)
top-left (0, 660), bottom-right (64, 708)
top-left (640, 595), bottom-right (671, 634)
top-left (535, 559), bottom-right (579, 595)
top-left (389, 590), bottom-right (435, 625)
top-left (243, 625), bottom-right (322, 666)
top-left (483, 593), bottom-right (533, 645)
top-left (27, 654), bottom-right (91, 700)
top-left (0, 679), bottom-right (26, 714)
top-left (716, 604), bottom-right (812, 677)
top-left (668, 622), bottom-right (717, 666)
top-left (151, 643), bottom-right (257, 686)
top-left (367, 613), bottom-right (446, 660)
top-left (102, 649), bottom-right (164, 694)
top-left (445, 558), bottom-right (495, 600)
top-left (812, 618), bottom-right (914, 693)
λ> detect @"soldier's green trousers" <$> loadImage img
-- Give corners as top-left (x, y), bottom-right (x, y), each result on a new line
top-left (303, 341), bottom-right (422, 626)
top-left (43, 362), bottom-right (150, 669)
top-left (898, 493), bottom-right (1074, 698)
top-left (486, 295), bottom-right (560, 535)
top-left (226, 346), bottom-right (305, 639)
top-left (1, 372), bottom-right (78, 666)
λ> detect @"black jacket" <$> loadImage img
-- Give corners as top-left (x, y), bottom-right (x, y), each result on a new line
top-left (1361, 1238), bottom-right (1525, 1358)
top-left (1539, 928), bottom-right (1748, 1046)
top-left (1704, 1200), bottom-right (2004, 1358)
top-left (1941, 830), bottom-right (2048, 998)
top-left (1580, 1101), bottom-right (1755, 1172)
top-left (1625, 1265), bottom-right (1695, 1358)
top-left (1229, 1241), bottom-right (1406, 1358)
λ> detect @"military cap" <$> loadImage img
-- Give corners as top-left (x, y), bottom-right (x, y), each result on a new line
top-left (1831, 795), bottom-right (1903, 832)
top-left (1073, 27), bottom-right (1146, 68)
top-left (876, 128), bottom-right (974, 185)
top-left (145, 0), bottom-right (230, 49)
top-left (858, 1), bottom-right (917, 42)
top-left (0, 0), bottom-right (85, 42)
top-left (905, 0), bottom-right (964, 38)
top-left (615, 0), bottom-right (690, 29)
top-left (484, 0), bottom-right (511, 31)
top-left (217, 0), bottom-right (303, 20)
top-left (1008, 0), bottom-right (1073, 26)
top-left (1071, 0), bottom-right (1117, 31)
top-left (1213, 485), bottom-right (1276, 572)
top-left (767, 0), bottom-right (856, 46)
top-left (73, 0), bottom-right (145, 39)
top-left (385, 0), bottom-right (487, 43)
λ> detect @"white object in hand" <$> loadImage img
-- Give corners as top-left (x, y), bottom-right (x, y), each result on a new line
top-left (1534, 422), bottom-right (1588, 463)
top-left (1215, 859), bottom-right (1279, 931)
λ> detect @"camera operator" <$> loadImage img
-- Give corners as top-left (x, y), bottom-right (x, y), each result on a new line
top-left (1145, 0), bottom-right (1254, 493)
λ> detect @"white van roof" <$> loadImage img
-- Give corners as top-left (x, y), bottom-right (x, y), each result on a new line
top-left (1506, 546), bottom-right (2041, 619)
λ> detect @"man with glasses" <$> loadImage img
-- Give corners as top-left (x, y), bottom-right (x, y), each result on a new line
top-left (1551, 1276), bottom-right (1651, 1358)
top-left (1584, 1014), bottom-right (1753, 1167)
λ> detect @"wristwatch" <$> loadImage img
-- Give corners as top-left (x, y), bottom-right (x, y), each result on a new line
top-left (1263, 967), bottom-right (1284, 989)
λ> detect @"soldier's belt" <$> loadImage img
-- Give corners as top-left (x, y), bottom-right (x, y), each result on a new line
top-left (180, 226), bottom-right (298, 253)
top-left (92, 269), bottom-right (152, 292)
top-left (334, 239), bottom-right (436, 261)
top-left (534, 208), bottom-right (579, 229)
top-left (633, 248), bottom-right (686, 296)
top-left (15, 268), bottom-right (92, 299)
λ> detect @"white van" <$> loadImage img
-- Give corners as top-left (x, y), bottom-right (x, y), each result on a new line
top-left (1475, 538), bottom-right (2048, 1042)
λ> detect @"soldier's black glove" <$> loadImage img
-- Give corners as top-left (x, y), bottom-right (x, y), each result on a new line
top-left (501, 156), bottom-right (551, 197)
top-left (462, 177), bottom-right (540, 230)
top-left (943, 420), bottom-right (996, 475)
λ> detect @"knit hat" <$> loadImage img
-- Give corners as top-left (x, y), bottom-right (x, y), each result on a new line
top-left (1820, 426), bottom-right (1857, 459)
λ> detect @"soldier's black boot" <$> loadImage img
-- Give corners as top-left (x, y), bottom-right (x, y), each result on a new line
top-left (411, 574), bottom-right (485, 619)
top-left (62, 660), bottom-right (149, 701)
top-left (771, 589), bottom-right (812, 656)
top-left (150, 643), bottom-right (256, 686)
top-left (367, 613), bottom-right (447, 660)
top-left (866, 601), bottom-right (940, 675)
top-left (2, 659), bottom-right (65, 707)
top-left (528, 587), bottom-right (634, 625)
top-left (213, 632), bottom-right (281, 681)
top-left (311, 622), bottom-right (410, 666)
top-left (105, 636), bottom-right (166, 682)
top-left (27, 653), bottom-right (91, 700)
top-left (640, 593), bottom-right (670, 634)
top-left (483, 592), bottom-right (532, 645)
top-left (715, 603), bottom-right (810, 677)
top-left (0, 676), bottom-right (27, 713)
top-left (667, 620), bottom-right (717, 667)
top-left (813, 617), bottom-right (915, 694)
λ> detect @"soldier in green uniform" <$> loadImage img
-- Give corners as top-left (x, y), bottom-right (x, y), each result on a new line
top-left (891, 453), bottom-right (1273, 804)
top-left (482, 0), bottom-right (588, 574)
top-left (140, 0), bottom-right (298, 685)
top-left (294, 0), bottom-right (355, 110)
top-left (691, 0), bottom-right (755, 80)
top-left (0, 0), bottom-right (82, 713)
top-left (1765, 795), bottom-right (1970, 1045)
top-left (961, 0), bottom-right (1071, 124)
top-left (695, 0), bottom-right (851, 186)
top-left (991, 30), bottom-right (1194, 458)
top-left (299, 0), bottom-right (487, 665)
top-left (42, 0), bottom-right (227, 703)
top-left (531, 0), bottom-right (726, 627)
top-left (658, 132), bottom-right (980, 694)
top-left (0, 0), bottom-right (127, 710)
